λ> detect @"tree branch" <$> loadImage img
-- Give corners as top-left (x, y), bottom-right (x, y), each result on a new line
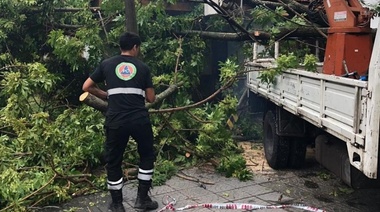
top-left (149, 76), bottom-right (235, 114)
top-left (245, 0), bottom-right (309, 13)
top-left (28, 7), bottom-right (100, 13)
top-left (79, 82), bottom-right (184, 112)
top-left (176, 28), bottom-right (328, 41)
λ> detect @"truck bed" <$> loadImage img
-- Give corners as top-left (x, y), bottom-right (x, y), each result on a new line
top-left (245, 61), bottom-right (377, 178)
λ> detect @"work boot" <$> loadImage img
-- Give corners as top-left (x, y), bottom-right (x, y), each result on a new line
top-left (133, 183), bottom-right (158, 211)
top-left (108, 189), bottom-right (125, 212)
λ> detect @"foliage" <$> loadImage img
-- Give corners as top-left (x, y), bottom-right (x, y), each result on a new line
top-left (152, 160), bottom-right (178, 186)
top-left (219, 59), bottom-right (238, 85)
top-left (0, 0), bottom-right (252, 210)
top-left (257, 68), bottom-right (281, 85)
top-left (303, 54), bottom-right (318, 72)
top-left (248, 4), bottom-right (319, 84)
top-left (0, 63), bottom-right (105, 210)
top-left (232, 114), bottom-right (263, 140)
top-left (250, 6), bottom-right (306, 36)
top-left (276, 53), bottom-right (298, 69)
top-left (216, 154), bottom-right (253, 181)
top-left (257, 53), bottom-right (317, 84)
top-left (250, 5), bottom-right (320, 62)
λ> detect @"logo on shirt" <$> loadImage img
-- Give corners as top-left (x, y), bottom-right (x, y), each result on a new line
top-left (115, 62), bottom-right (137, 81)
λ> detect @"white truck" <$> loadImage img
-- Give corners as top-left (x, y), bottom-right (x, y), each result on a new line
top-left (245, 19), bottom-right (380, 188)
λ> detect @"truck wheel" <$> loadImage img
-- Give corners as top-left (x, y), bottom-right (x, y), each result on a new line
top-left (263, 110), bottom-right (290, 169)
top-left (288, 139), bottom-right (307, 169)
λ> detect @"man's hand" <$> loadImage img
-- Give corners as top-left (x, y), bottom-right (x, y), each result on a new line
top-left (82, 78), bottom-right (108, 100)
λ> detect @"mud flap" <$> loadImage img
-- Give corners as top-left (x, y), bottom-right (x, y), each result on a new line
top-left (315, 134), bottom-right (380, 188)
top-left (288, 139), bottom-right (307, 169)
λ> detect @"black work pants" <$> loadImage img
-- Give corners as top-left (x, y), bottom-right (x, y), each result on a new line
top-left (104, 119), bottom-right (156, 185)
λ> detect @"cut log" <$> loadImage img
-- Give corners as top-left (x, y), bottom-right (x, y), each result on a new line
top-left (79, 92), bottom-right (108, 112)
top-left (79, 82), bottom-right (184, 113)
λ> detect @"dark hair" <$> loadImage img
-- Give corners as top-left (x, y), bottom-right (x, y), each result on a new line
top-left (119, 32), bottom-right (141, 51)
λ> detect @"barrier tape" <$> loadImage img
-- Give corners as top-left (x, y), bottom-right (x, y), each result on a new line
top-left (157, 196), bottom-right (327, 212)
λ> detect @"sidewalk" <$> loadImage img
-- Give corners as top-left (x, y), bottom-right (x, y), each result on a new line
top-left (38, 162), bottom-right (380, 212)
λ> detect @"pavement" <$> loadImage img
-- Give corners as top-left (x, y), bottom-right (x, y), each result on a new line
top-left (37, 154), bottom-right (380, 212)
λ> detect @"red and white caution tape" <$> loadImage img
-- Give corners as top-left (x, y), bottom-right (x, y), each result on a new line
top-left (157, 196), bottom-right (326, 212)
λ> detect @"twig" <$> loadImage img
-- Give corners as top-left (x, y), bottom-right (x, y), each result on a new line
top-left (122, 162), bottom-right (139, 168)
top-left (185, 110), bottom-right (213, 123)
top-left (175, 172), bottom-right (215, 185)
top-left (17, 166), bottom-right (45, 171)
top-left (276, 28), bottom-right (298, 42)
top-left (173, 35), bottom-right (183, 83)
top-left (0, 64), bottom-right (25, 71)
top-left (12, 152), bottom-right (33, 157)
top-left (248, 159), bottom-right (259, 166)
top-left (97, 10), bottom-right (108, 42)
top-left (0, 130), bottom-right (17, 136)
top-left (30, 192), bottom-right (55, 208)
top-left (64, 174), bottom-right (92, 178)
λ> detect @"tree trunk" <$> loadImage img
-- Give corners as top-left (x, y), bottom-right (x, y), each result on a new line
top-left (176, 27), bottom-right (329, 41)
top-left (124, 0), bottom-right (138, 33)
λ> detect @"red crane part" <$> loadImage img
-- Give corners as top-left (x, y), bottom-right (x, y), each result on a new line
top-left (322, 0), bottom-right (373, 77)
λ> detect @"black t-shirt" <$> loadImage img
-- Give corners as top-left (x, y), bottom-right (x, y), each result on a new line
top-left (90, 55), bottom-right (153, 127)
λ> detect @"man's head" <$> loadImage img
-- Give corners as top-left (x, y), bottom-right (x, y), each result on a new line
top-left (119, 32), bottom-right (142, 52)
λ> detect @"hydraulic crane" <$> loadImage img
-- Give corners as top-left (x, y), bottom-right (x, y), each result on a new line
top-left (319, 0), bottom-right (374, 77)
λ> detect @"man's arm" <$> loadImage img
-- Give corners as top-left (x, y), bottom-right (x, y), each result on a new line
top-left (82, 77), bottom-right (108, 100)
top-left (145, 87), bottom-right (155, 103)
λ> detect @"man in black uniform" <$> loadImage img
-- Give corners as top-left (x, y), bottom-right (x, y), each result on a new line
top-left (82, 32), bottom-right (158, 212)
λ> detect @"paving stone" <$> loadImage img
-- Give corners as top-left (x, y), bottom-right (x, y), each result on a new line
top-left (177, 185), bottom-right (217, 199)
top-left (62, 196), bottom-right (101, 212)
top-left (146, 184), bottom-right (175, 196)
top-left (85, 193), bottom-right (109, 211)
top-left (218, 178), bottom-right (258, 188)
top-left (291, 192), bottom-right (334, 211)
top-left (258, 180), bottom-right (313, 201)
top-left (194, 193), bottom-right (229, 204)
top-left (252, 174), bottom-right (274, 184)
top-left (215, 188), bottom-right (253, 201)
top-left (238, 184), bottom-right (273, 196)
top-left (165, 176), bottom-right (199, 190)
top-left (255, 191), bottom-right (293, 204)
top-left (44, 166), bottom-right (380, 212)
top-left (204, 182), bottom-right (237, 193)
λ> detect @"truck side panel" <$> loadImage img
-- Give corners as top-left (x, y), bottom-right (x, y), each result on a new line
top-left (246, 66), bottom-right (373, 177)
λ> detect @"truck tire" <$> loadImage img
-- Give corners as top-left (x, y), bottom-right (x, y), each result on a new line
top-left (263, 110), bottom-right (290, 169)
top-left (288, 139), bottom-right (307, 169)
